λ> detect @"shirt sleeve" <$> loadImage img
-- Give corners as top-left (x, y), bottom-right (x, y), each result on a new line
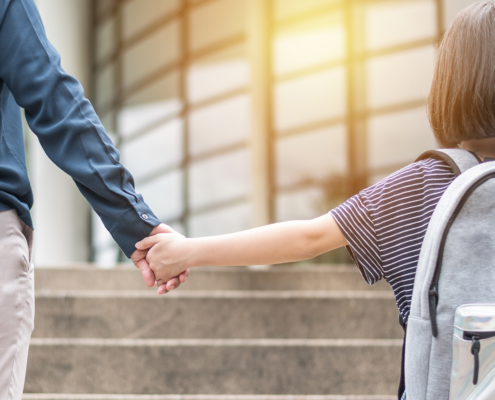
top-left (330, 193), bottom-right (384, 285)
top-left (0, 0), bottom-right (161, 257)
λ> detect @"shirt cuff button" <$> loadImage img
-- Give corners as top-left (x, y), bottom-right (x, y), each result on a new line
top-left (141, 214), bottom-right (149, 220)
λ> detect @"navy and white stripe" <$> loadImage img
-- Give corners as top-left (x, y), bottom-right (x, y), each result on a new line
top-left (330, 158), bottom-right (455, 321)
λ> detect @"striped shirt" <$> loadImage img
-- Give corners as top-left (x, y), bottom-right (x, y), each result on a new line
top-left (330, 158), bottom-right (456, 321)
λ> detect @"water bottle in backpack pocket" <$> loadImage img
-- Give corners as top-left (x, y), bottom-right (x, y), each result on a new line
top-left (450, 304), bottom-right (495, 400)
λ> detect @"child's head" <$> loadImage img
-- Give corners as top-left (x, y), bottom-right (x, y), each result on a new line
top-left (428, 1), bottom-right (495, 148)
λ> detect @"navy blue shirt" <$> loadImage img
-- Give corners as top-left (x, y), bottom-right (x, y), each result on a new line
top-left (0, 0), bottom-right (161, 257)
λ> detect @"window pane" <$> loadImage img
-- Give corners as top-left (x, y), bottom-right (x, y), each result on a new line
top-left (366, 45), bottom-right (435, 109)
top-left (121, 118), bottom-right (183, 181)
top-left (189, 149), bottom-right (250, 210)
top-left (168, 221), bottom-right (185, 235)
top-left (95, 62), bottom-right (115, 111)
top-left (273, 14), bottom-right (345, 76)
top-left (274, 67), bottom-right (346, 131)
top-left (99, 112), bottom-right (116, 142)
top-left (276, 125), bottom-right (346, 187)
top-left (136, 169), bottom-right (183, 221)
top-left (189, 94), bottom-right (250, 156)
top-left (119, 72), bottom-right (181, 138)
top-left (188, 0), bottom-right (245, 52)
top-left (187, 45), bottom-right (250, 104)
top-left (123, 22), bottom-right (180, 90)
top-left (188, 202), bottom-right (251, 237)
top-left (273, 0), bottom-right (341, 22)
top-left (92, 210), bottom-right (119, 267)
top-left (95, 16), bottom-right (116, 64)
top-left (276, 187), bottom-right (324, 222)
top-left (367, 108), bottom-right (437, 172)
top-left (363, 0), bottom-right (437, 51)
top-left (443, 0), bottom-right (477, 30)
top-left (123, 0), bottom-right (180, 41)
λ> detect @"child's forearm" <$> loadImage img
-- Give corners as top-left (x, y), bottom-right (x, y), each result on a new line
top-left (187, 213), bottom-right (347, 268)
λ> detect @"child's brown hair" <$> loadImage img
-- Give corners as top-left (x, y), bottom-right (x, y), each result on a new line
top-left (428, 1), bottom-right (495, 147)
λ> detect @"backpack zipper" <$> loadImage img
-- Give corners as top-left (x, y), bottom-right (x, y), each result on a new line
top-left (462, 331), bottom-right (495, 385)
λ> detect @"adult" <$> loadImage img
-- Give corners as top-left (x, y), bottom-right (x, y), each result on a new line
top-left (0, 0), bottom-right (184, 398)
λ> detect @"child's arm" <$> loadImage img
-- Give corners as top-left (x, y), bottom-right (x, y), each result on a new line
top-left (136, 213), bottom-right (347, 289)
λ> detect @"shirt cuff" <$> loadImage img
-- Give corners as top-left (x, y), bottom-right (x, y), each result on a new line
top-left (110, 206), bottom-right (162, 258)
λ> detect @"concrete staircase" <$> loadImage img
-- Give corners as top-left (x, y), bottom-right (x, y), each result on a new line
top-left (23, 264), bottom-right (402, 400)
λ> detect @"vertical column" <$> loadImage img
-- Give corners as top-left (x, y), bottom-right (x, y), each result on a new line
top-left (29, 0), bottom-right (92, 265)
top-left (436, 0), bottom-right (444, 38)
top-left (179, 0), bottom-right (190, 236)
top-left (345, 2), bottom-right (367, 197)
top-left (246, 0), bottom-right (273, 227)
top-left (114, 1), bottom-right (126, 262)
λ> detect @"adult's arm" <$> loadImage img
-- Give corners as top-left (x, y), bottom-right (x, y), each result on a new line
top-left (0, 0), bottom-right (160, 258)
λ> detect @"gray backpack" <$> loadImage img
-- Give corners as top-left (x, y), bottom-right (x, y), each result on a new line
top-left (403, 149), bottom-right (495, 399)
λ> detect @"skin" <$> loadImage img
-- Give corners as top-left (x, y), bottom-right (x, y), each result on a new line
top-left (131, 223), bottom-right (190, 294)
top-left (461, 137), bottom-right (495, 160)
top-left (136, 213), bottom-right (348, 295)
top-left (136, 138), bottom-right (495, 295)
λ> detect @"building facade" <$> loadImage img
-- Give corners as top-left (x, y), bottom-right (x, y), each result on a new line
top-left (29, 0), bottom-right (478, 265)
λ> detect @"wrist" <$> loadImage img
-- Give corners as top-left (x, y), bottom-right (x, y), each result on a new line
top-left (184, 238), bottom-right (202, 269)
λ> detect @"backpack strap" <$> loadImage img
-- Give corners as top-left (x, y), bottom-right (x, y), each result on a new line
top-left (397, 149), bottom-right (480, 399)
top-left (416, 149), bottom-right (481, 176)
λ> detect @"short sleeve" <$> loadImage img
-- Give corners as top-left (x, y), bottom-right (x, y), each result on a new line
top-left (330, 194), bottom-right (383, 285)
top-left (330, 158), bottom-right (456, 287)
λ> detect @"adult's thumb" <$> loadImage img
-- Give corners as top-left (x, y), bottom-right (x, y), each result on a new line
top-left (151, 223), bottom-right (175, 235)
top-left (135, 234), bottom-right (161, 250)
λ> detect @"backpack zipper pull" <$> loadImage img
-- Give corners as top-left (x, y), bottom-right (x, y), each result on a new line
top-left (471, 335), bottom-right (480, 385)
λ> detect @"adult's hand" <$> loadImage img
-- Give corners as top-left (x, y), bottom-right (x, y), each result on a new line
top-left (135, 231), bottom-right (192, 295)
top-left (131, 223), bottom-right (188, 292)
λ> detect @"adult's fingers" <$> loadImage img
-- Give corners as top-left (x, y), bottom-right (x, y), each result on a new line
top-left (136, 258), bottom-right (156, 287)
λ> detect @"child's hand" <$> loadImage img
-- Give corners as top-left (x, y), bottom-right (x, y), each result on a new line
top-left (135, 231), bottom-right (192, 292)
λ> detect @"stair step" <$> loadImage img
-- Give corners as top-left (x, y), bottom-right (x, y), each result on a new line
top-left (25, 339), bottom-right (401, 395)
top-left (33, 291), bottom-right (401, 339)
top-left (22, 395), bottom-right (397, 400)
top-left (34, 265), bottom-right (390, 292)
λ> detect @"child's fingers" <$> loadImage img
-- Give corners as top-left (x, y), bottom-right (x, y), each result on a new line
top-left (156, 276), bottom-right (181, 290)
top-left (166, 277), bottom-right (180, 291)
top-left (157, 284), bottom-right (168, 295)
top-left (179, 269), bottom-right (189, 283)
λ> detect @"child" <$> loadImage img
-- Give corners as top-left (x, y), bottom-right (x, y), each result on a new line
top-left (136, 3), bottom-right (495, 396)
top-left (138, 1), bottom-right (495, 301)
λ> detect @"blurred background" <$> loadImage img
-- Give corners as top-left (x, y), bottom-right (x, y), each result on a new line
top-left (27, 0), bottom-right (477, 267)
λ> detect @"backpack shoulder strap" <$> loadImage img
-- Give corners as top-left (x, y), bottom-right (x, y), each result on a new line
top-left (398, 148), bottom-right (480, 399)
top-left (416, 149), bottom-right (481, 176)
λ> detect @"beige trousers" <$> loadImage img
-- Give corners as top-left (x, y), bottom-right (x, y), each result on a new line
top-left (0, 210), bottom-right (34, 400)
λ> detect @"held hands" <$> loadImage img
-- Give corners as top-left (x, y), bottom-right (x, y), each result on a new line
top-left (131, 223), bottom-right (190, 294)
top-left (135, 226), bottom-right (193, 295)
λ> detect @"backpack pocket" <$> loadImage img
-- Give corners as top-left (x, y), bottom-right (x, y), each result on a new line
top-left (450, 304), bottom-right (495, 400)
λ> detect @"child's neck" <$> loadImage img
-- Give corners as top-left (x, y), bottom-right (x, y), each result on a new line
top-left (461, 138), bottom-right (495, 161)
